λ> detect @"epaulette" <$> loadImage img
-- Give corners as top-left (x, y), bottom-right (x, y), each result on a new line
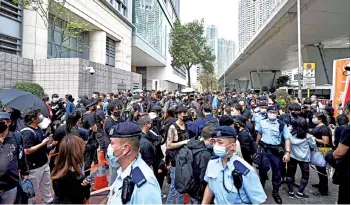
top-left (234, 160), bottom-right (250, 176)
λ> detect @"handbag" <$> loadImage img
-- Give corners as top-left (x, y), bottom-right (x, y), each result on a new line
top-left (310, 149), bottom-right (327, 167)
top-left (318, 147), bottom-right (332, 156)
top-left (18, 176), bottom-right (35, 198)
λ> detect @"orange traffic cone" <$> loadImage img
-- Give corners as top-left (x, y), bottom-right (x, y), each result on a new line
top-left (93, 151), bottom-right (108, 191)
top-left (184, 193), bottom-right (190, 204)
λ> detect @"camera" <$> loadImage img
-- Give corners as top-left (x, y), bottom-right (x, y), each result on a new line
top-left (89, 67), bottom-right (95, 75)
top-left (86, 67), bottom-right (95, 75)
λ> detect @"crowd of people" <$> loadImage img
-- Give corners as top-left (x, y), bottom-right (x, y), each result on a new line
top-left (0, 88), bottom-right (349, 204)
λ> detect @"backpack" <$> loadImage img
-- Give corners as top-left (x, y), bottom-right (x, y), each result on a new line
top-left (175, 145), bottom-right (206, 194)
top-left (203, 117), bottom-right (218, 127)
top-left (13, 132), bottom-right (23, 160)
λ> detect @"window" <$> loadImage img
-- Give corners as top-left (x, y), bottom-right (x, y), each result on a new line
top-left (107, 0), bottom-right (128, 18)
top-left (106, 37), bottom-right (116, 66)
top-left (0, 33), bottom-right (20, 55)
top-left (47, 15), bottom-right (88, 59)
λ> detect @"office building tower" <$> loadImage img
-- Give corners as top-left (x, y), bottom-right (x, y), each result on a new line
top-left (239, 0), bottom-right (256, 51)
top-left (206, 25), bottom-right (219, 74)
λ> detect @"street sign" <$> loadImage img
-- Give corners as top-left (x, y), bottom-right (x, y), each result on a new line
top-left (303, 78), bottom-right (315, 84)
top-left (303, 63), bottom-right (316, 70)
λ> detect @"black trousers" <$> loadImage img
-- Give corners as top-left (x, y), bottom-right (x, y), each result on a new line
top-left (316, 165), bottom-right (328, 194)
top-left (338, 177), bottom-right (350, 204)
top-left (286, 157), bottom-right (309, 193)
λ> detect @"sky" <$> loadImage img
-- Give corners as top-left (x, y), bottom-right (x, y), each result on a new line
top-left (180, 0), bottom-right (239, 43)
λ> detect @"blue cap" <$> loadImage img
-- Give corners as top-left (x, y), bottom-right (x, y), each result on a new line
top-left (211, 126), bottom-right (237, 139)
top-left (257, 101), bottom-right (267, 107)
top-left (109, 122), bottom-right (142, 138)
top-left (0, 112), bottom-right (10, 120)
top-left (85, 100), bottom-right (97, 109)
top-left (258, 96), bottom-right (267, 100)
top-left (267, 105), bottom-right (278, 112)
top-left (233, 116), bottom-right (247, 124)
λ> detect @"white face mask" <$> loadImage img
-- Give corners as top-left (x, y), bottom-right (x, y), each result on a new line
top-left (38, 114), bottom-right (44, 123)
top-left (268, 113), bottom-right (277, 120)
top-left (260, 109), bottom-right (267, 114)
top-left (52, 97), bottom-right (59, 102)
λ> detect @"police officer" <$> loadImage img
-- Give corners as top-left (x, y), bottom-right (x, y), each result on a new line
top-left (107, 122), bottom-right (162, 204)
top-left (202, 126), bottom-right (267, 204)
top-left (256, 106), bottom-right (292, 204)
top-left (252, 101), bottom-right (268, 128)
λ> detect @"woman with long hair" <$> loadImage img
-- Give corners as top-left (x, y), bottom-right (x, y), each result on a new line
top-left (310, 112), bottom-right (332, 196)
top-left (51, 135), bottom-right (91, 204)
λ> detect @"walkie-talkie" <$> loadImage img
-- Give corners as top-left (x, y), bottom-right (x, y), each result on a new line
top-left (121, 176), bottom-right (135, 204)
top-left (232, 169), bottom-right (243, 190)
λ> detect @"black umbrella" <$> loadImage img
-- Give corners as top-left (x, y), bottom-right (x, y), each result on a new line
top-left (0, 89), bottom-right (49, 117)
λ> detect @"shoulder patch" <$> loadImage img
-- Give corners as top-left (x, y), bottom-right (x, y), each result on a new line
top-left (234, 160), bottom-right (250, 176)
top-left (210, 156), bottom-right (219, 160)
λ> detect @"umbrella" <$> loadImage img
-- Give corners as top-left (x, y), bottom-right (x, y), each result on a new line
top-left (0, 89), bottom-right (49, 117)
top-left (181, 88), bottom-right (195, 93)
top-left (133, 88), bottom-right (143, 93)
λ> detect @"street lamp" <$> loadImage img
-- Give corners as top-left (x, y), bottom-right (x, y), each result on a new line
top-left (297, 0), bottom-right (303, 100)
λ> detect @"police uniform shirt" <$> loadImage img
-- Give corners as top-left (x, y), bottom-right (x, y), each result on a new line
top-left (108, 154), bottom-right (162, 205)
top-left (252, 113), bottom-right (266, 127)
top-left (204, 155), bottom-right (267, 204)
top-left (256, 119), bottom-right (292, 145)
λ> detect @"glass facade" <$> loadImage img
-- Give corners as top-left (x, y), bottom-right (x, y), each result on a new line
top-left (133, 0), bottom-right (166, 56)
top-left (47, 15), bottom-right (88, 59)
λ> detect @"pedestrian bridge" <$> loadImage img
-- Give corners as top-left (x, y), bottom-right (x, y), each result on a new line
top-left (219, 0), bottom-right (350, 91)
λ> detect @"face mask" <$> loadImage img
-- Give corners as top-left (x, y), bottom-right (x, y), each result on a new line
top-left (113, 111), bottom-right (120, 117)
top-left (52, 97), bottom-right (59, 102)
top-left (268, 113), bottom-right (277, 120)
top-left (92, 107), bottom-right (97, 112)
top-left (291, 112), bottom-right (299, 118)
top-left (260, 109), bottom-right (267, 114)
top-left (213, 145), bottom-right (231, 158)
top-left (312, 119), bottom-right (318, 124)
top-left (107, 144), bottom-right (124, 167)
top-left (182, 116), bottom-right (192, 122)
top-left (0, 122), bottom-right (8, 133)
top-left (38, 114), bottom-right (44, 123)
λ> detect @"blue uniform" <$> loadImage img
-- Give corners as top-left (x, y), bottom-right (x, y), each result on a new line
top-left (204, 155), bottom-right (267, 204)
top-left (252, 113), bottom-right (266, 127)
top-left (255, 119), bottom-right (292, 191)
top-left (108, 155), bottom-right (162, 205)
top-left (256, 119), bottom-right (292, 145)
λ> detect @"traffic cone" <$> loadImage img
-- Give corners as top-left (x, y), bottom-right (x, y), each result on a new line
top-left (93, 151), bottom-right (108, 191)
top-left (184, 193), bottom-right (190, 204)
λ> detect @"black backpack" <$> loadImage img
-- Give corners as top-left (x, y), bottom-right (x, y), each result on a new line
top-left (174, 145), bottom-right (206, 194)
top-left (203, 117), bottom-right (218, 127)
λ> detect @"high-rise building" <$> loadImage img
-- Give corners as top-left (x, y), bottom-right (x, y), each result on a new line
top-left (206, 25), bottom-right (218, 74)
top-left (239, 0), bottom-right (282, 51)
top-left (218, 39), bottom-right (236, 77)
top-left (133, 0), bottom-right (186, 91)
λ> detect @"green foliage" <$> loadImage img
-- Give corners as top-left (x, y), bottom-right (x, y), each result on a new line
top-left (276, 97), bottom-right (287, 111)
top-left (276, 75), bottom-right (290, 88)
top-left (274, 89), bottom-right (289, 100)
top-left (13, 0), bottom-right (90, 58)
top-left (169, 19), bottom-right (215, 87)
top-left (200, 70), bottom-right (217, 92)
top-left (15, 82), bottom-right (45, 98)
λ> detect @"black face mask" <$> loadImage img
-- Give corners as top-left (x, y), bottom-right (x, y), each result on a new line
top-left (92, 107), bottom-right (97, 112)
top-left (0, 122), bottom-right (8, 133)
top-left (291, 111), bottom-right (299, 118)
top-left (113, 111), bottom-right (120, 117)
top-left (182, 116), bottom-right (192, 122)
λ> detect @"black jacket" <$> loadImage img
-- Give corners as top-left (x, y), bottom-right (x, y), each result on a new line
top-left (186, 139), bottom-right (212, 200)
top-left (140, 132), bottom-right (158, 170)
top-left (0, 132), bottom-right (29, 191)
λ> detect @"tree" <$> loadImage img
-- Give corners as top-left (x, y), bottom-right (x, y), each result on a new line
top-left (13, 0), bottom-right (90, 58)
top-left (200, 70), bottom-right (217, 92)
top-left (15, 82), bottom-right (45, 98)
top-left (276, 75), bottom-right (290, 88)
top-left (169, 19), bottom-right (215, 87)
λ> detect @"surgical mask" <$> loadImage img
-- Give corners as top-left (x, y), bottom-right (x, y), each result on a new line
top-left (312, 119), bottom-right (318, 124)
top-left (268, 113), bottom-right (277, 120)
top-left (0, 122), bottom-right (8, 133)
top-left (230, 111), bottom-right (236, 117)
top-left (107, 144), bottom-right (123, 167)
top-left (260, 109), bottom-right (267, 114)
top-left (52, 97), bottom-right (59, 102)
top-left (38, 114), bottom-right (44, 123)
top-left (213, 145), bottom-right (230, 158)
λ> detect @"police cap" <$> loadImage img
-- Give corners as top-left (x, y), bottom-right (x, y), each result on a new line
top-left (257, 101), bottom-right (267, 107)
top-left (109, 122), bottom-right (142, 138)
top-left (211, 126), bottom-right (237, 139)
top-left (233, 115), bottom-right (247, 124)
top-left (0, 112), bottom-right (10, 120)
top-left (267, 105), bottom-right (278, 112)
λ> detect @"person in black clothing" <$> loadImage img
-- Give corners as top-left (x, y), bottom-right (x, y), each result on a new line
top-left (50, 111), bottom-right (83, 170)
top-left (146, 93), bottom-right (161, 113)
top-left (324, 106), bottom-right (336, 126)
top-left (51, 135), bottom-right (91, 204)
top-left (330, 114), bottom-right (349, 148)
top-left (50, 94), bottom-right (65, 122)
top-left (22, 108), bottom-right (54, 204)
top-left (239, 100), bottom-right (251, 119)
top-left (234, 116), bottom-right (255, 165)
top-left (0, 112), bottom-right (29, 204)
top-left (310, 112), bottom-right (332, 196)
top-left (95, 98), bottom-right (106, 155)
top-left (82, 101), bottom-right (99, 176)
top-left (186, 125), bottom-right (215, 203)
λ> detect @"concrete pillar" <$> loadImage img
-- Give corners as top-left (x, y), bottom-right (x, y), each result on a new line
top-left (22, 8), bottom-right (48, 59)
top-left (89, 31), bottom-right (106, 64)
top-left (116, 40), bottom-right (132, 72)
